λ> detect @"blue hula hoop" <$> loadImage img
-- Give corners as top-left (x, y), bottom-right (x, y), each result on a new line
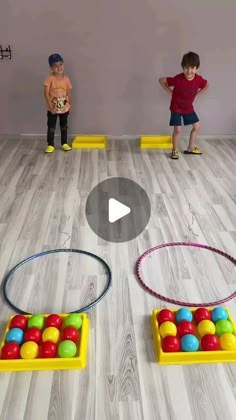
top-left (2, 248), bottom-right (112, 315)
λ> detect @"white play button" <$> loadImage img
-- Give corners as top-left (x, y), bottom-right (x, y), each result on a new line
top-left (108, 198), bottom-right (131, 223)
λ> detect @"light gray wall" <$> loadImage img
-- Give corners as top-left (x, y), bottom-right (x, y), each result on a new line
top-left (1, 0), bottom-right (236, 135)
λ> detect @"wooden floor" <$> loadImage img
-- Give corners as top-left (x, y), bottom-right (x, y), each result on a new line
top-left (0, 137), bottom-right (236, 420)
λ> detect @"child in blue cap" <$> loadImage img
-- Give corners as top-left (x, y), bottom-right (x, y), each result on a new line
top-left (44, 53), bottom-right (72, 153)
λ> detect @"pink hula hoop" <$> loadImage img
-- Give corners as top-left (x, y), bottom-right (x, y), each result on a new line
top-left (135, 242), bottom-right (236, 307)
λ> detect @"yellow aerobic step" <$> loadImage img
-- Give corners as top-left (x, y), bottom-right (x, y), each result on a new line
top-left (140, 135), bottom-right (172, 149)
top-left (72, 135), bottom-right (107, 149)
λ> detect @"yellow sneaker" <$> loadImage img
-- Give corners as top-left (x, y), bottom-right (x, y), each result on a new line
top-left (184, 147), bottom-right (202, 155)
top-left (45, 145), bottom-right (55, 154)
top-left (62, 143), bottom-right (72, 151)
top-left (171, 150), bottom-right (179, 160)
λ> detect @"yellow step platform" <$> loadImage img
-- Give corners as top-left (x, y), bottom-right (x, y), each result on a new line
top-left (72, 135), bottom-right (107, 149)
top-left (140, 135), bottom-right (172, 149)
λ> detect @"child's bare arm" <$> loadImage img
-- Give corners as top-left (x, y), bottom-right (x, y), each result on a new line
top-left (197, 81), bottom-right (209, 96)
top-left (159, 77), bottom-right (173, 96)
top-left (67, 88), bottom-right (71, 104)
top-left (66, 88), bottom-right (72, 111)
top-left (44, 85), bottom-right (55, 113)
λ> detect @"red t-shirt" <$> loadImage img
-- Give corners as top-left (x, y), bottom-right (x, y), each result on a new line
top-left (167, 73), bottom-right (207, 114)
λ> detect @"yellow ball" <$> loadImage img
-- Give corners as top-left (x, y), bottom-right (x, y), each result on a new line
top-left (20, 341), bottom-right (38, 359)
top-left (159, 321), bottom-right (177, 338)
top-left (220, 333), bottom-right (236, 350)
top-left (42, 327), bottom-right (60, 343)
top-left (197, 320), bottom-right (215, 337)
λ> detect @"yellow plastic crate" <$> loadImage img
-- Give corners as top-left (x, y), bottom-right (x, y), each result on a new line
top-left (72, 135), bottom-right (107, 149)
top-left (152, 308), bottom-right (236, 365)
top-left (140, 135), bottom-right (172, 149)
top-left (0, 313), bottom-right (89, 371)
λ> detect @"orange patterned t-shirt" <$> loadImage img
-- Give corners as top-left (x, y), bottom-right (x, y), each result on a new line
top-left (44, 74), bottom-right (72, 114)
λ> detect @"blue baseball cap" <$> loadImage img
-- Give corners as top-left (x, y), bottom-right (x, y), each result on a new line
top-left (48, 53), bottom-right (64, 66)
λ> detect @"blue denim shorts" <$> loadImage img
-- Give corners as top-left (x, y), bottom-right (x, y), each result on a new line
top-left (169, 112), bottom-right (199, 126)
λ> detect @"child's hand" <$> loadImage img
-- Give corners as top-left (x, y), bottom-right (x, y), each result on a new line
top-left (68, 103), bottom-right (72, 113)
top-left (159, 77), bottom-right (172, 96)
top-left (48, 104), bottom-right (56, 114)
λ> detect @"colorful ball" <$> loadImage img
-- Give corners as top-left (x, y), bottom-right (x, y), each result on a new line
top-left (215, 320), bottom-right (234, 337)
top-left (157, 309), bottom-right (174, 325)
top-left (220, 333), bottom-right (236, 350)
top-left (61, 326), bottom-right (79, 343)
top-left (10, 315), bottom-right (27, 331)
top-left (159, 321), bottom-right (177, 338)
top-left (20, 341), bottom-right (39, 359)
top-left (64, 314), bottom-right (82, 330)
top-left (211, 307), bottom-right (228, 323)
top-left (201, 334), bottom-right (220, 351)
top-left (181, 334), bottom-right (199, 352)
top-left (28, 315), bottom-right (44, 330)
top-left (58, 340), bottom-right (77, 358)
top-left (24, 327), bottom-right (42, 344)
top-left (45, 314), bottom-right (62, 329)
top-left (162, 336), bottom-right (180, 352)
top-left (194, 308), bottom-right (211, 324)
top-left (42, 327), bottom-right (60, 344)
top-left (175, 308), bottom-right (193, 323)
top-left (197, 320), bottom-right (216, 337)
top-left (39, 342), bottom-right (57, 358)
top-left (6, 327), bottom-right (24, 345)
top-left (1, 342), bottom-right (20, 359)
top-left (177, 321), bottom-right (195, 338)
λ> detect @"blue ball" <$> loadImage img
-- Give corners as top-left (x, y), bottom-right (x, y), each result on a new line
top-left (6, 328), bottom-right (24, 345)
top-left (211, 307), bottom-right (228, 323)
top-left (181, 334), bottom-right (199, 352)
top-left (175, 308), bottom-right (193, 323)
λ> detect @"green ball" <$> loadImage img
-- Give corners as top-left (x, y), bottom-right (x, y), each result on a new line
top-left (28, 315), bottom-right (44, 330)
top-left (58, 340), bottom-right (77, 358)
top-left (215, 319), bottom-right (234, 337)
top-left (64, 314), bottom-right (82, 330)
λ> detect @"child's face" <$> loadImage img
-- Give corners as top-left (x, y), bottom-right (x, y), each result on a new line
top-left (51, 61), bottom-right (64, 76)
top-left (183, 66), bottom-right (197, 81)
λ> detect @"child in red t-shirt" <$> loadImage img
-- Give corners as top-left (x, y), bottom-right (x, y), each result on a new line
top-left (159, 52), bottom-right (209, 159)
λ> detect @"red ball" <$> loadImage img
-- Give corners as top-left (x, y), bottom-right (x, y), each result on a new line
top-left (177, 321), bottom-right (196, 338)
top-left (10, 315), bottom-right (27, 331)
top-left (45, 314), bottom-right (62, 329)
top-left (1, 342), bottom-right (20, 359)
top-left (61, 326), bottom-right (80, 343)
top-left (24, 327), bottom-right (42, 344)
top-left (194, 308), bottom-right (211, 324)
top-left (201, 334), bottom-right (220, 351)
top-left (162, 336), bottom-right (180, 352)
top-left (157, 309), bottom-right (175, 325)
top-left (39, 342), bottom-right (57, 358)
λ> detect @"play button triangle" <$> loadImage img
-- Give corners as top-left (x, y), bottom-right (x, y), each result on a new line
top-left (108, 198), bottom-right (131, 223)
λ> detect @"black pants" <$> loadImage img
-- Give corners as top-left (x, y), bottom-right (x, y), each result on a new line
top-left (47, 111), bottom-right (69, 146)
